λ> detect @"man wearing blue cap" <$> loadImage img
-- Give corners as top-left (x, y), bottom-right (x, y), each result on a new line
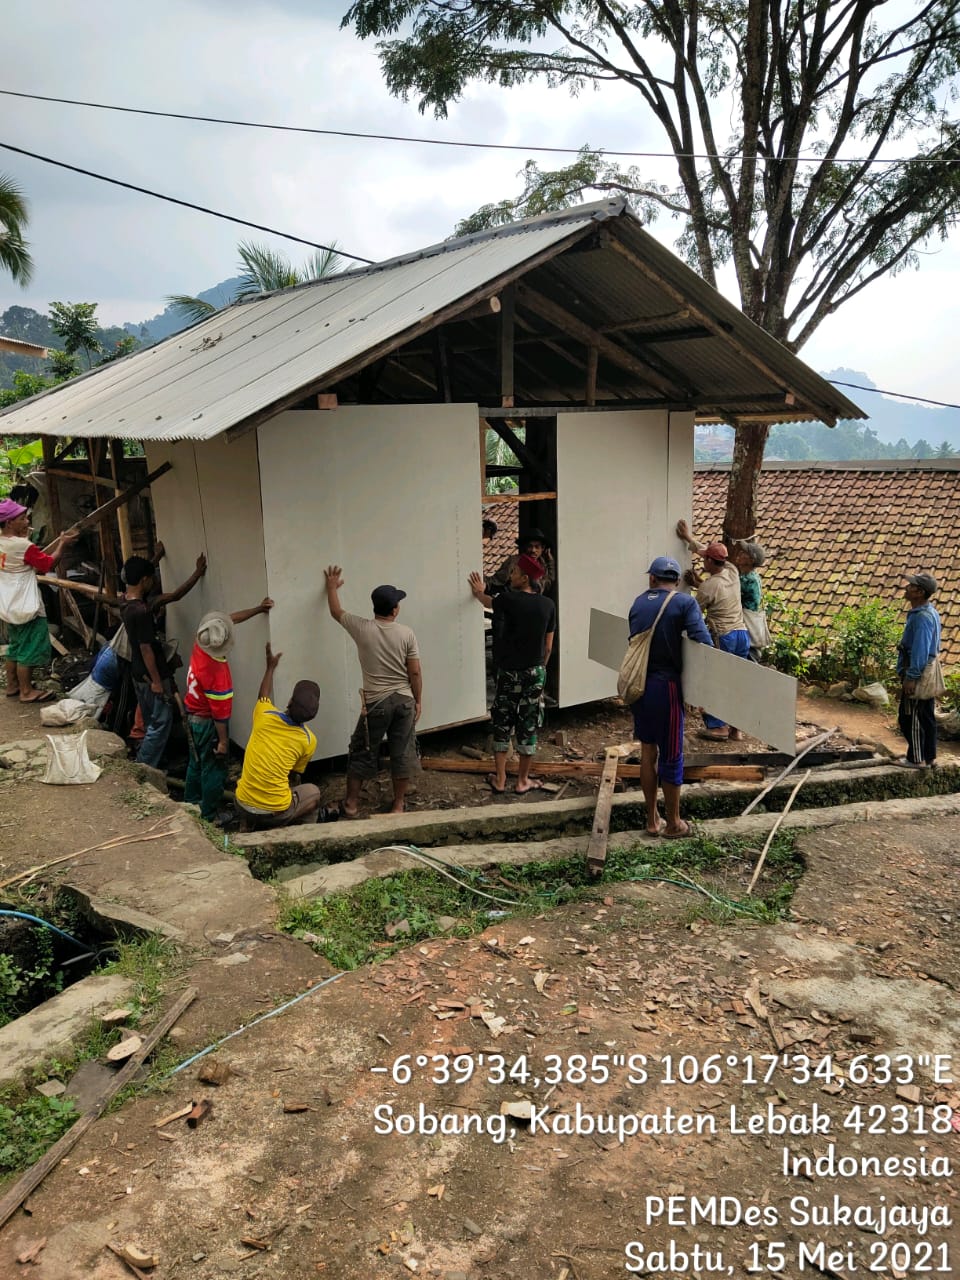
top-left (628, 557), bottom-right (713, 838)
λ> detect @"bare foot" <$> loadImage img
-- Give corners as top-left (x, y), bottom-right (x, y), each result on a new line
top-left (515, 778), bottom-right (544, 794)
top-left (389, 803), bottom-right (405, 814)
top-left (340, 803), bottom-right (360, 819)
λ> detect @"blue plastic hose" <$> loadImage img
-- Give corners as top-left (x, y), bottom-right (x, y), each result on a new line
top-left (0, 909), bottom-right (90, 952)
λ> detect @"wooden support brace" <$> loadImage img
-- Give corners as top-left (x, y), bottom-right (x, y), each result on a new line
top-left (587, 748), bottom-right (620, 876)
top-left (68, 461), bottom-right (172, 534)
top-left (0, 987), bottom-right (198, 1230)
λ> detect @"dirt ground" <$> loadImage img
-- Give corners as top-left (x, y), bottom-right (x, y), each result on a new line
top-left (1, 692), bottom-right (959, 1279)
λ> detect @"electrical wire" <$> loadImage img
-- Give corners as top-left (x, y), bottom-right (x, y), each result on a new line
top-left (369, 845), bottom-right (523, 906)
top-left (0, 140), bottom-right (375, 262)
top-left (826, 380), bottom-right (960, 412)
top-left (168, 970), bottom-right (346, 1076)
top-left (0, 909), bottom-right (90, 952)
top-left (621, 875), bottom-right (766, 916)
top-left (1, 88), bottom-right (951, 167)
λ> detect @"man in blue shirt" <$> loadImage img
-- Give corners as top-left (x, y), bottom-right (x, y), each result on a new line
top-left (895, 572), bottom-right (942, 768)
top-left (628, 557), bottom-right (713, 838)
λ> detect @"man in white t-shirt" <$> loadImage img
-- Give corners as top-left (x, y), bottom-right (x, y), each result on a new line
top-left (324, 565), bottom-right (423, 817)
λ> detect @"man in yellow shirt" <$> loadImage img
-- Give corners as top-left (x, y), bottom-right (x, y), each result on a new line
top-left (236, 644), bottom-right (326, 828)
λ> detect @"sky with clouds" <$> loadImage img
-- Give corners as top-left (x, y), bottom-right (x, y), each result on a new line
top-left (2, 0), bottom-right (959, 416)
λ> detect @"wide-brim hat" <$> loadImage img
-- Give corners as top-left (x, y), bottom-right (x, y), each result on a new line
top-left (196, 611), bottom-right (235, 658)
top-left (517, 526), bottom-right (549, 547)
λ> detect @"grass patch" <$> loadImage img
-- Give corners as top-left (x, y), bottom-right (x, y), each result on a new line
top-left (280, 833), bottom-right (803, 969)
top-left (0, 1094), bottom-right (77, 1175)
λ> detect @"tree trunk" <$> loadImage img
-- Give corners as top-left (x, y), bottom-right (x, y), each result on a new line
top-left (723, 422), bottom-right (769, 541)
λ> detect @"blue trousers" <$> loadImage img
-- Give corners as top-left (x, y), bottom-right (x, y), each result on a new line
top-left (133, 681), bottom-right (173, 769)
top-left (703, 628), bottom-right (751, 730)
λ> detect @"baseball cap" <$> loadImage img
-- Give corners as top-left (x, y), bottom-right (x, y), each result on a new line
top-left (703, 541), bottom-right (728, 561)
top-left (196, 611), bottom-right (235, 659)
top-left (906, 572), bottom-right (938, 596)
top-left (0, 498), bottom-right (27, 523)
top-left (647, 556), bottom-right (681, 580)
top-left (371, 585), bottom-right (406, 615)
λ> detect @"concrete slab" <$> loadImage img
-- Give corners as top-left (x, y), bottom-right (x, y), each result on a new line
top-left (0, 974), bottom-right (136, 1087)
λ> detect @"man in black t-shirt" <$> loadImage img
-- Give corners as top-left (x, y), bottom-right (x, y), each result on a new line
top-left (469, 554), bottom-right (555, 795)
top-left (121, 553), bottom-right (207, 769)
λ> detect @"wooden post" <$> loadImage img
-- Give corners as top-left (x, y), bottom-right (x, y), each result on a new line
top-left (500, 285), bottom-right (515, 408)
top-left (40, 437), bottom-right (62, 534)
top-left (587, 748), bottom-right (620, 876)
top-left (87, 439), bottom-right (118, 598)
top-left (586, 346), bottom-right (598, 407)
top-left (110, 439), bottom-right (133, 562)
top-left (479, 418), bottom-right (488, 498)
top-left (433, 329), bottom-right (452, 402)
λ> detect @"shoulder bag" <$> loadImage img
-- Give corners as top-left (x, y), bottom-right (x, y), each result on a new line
top-left (618, 590), bottom-right (676, 704)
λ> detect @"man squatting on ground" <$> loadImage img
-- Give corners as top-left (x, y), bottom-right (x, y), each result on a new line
top-left (235, 644), bottom-right (323, 826)
top-left (675, 519), bottom-right (750, 741)
top-left (182, 597), bottom-right (274, 820)
top-left (628, 557), bottom-right (714, 838)
top-left (324, 567), bottom-right (423, 817)
top-left (120, 553), bottom-right (207, 768)
top-left (896, 571), bottom-right (942, 769)
top-left (468, 553), bottom-right (556, 795)
top-left (0, 497), bottom-right (79, 703)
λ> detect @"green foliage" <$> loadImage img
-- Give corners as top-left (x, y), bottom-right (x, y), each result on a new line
top-left (0, 434), bottom-right (44, 498)
top-left (765, 592), bottom-right (819, 679)
top-left (346, 1), bottom-right (960, 352)
top-left (46, 349), bottom-right (81, 380)
top-left (0, 173), bottom-right (33, 286)
top-left (281, 833), bottom-right (802, 968)
top-left (0, 932), bottom-right (63, 1030)
top-left (0, 1094), bottom-right (76, 1174)
top-left (942, 670), bottom-right (960, 713)
top-left (823, 599), bottom-right (903, 687)
top-left (167, 239), bottom-right (345, 323)
top-left (49, 301), bottom-right (102, 368)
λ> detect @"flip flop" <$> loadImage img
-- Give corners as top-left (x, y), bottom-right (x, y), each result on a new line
top-left (697, 729), bottom-right (729, 741)
top-left (662, 820), bottom-right (693, 840)
top-left (5, 689), bottom-right (21, 698)
top-left (20, 689), bottom-right (56, 704)
top-left (486, 773), bottom-right (506, 794)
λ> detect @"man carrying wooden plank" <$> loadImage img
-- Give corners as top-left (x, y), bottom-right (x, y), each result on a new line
top-left (469, 554), bottom-right (555, 795)
top-left (628, 556), bottom-right (713, 838)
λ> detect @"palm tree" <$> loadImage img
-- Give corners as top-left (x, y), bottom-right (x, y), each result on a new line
top-left (167, 240), bottom-right (343, 324)
top-left (0, 173), bottom-right (33, 287)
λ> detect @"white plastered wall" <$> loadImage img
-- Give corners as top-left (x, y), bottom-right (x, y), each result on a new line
top-left (144, 434), bottom-right (270, 745)
top-left (257, 406), bottom-right (487, 760)
top-left (556, 410), bottom-right (694, 706)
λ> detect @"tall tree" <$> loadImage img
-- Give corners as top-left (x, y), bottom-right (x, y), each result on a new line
top-left (0, 174), bottom-right (33, 287)
top-left (344, 0), bottom-right (960, 536)
top-left (49, 302), bottom-right (103, 369)
top-left (167, 240), bottom-right (344, 323)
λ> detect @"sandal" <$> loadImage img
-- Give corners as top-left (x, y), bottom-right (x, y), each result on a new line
top-left (486, 774), bottom-right (506, 794)
top-left (20, 689), bottom-right (56, 704)
top-left (697, 729), bottom-right (729, 741)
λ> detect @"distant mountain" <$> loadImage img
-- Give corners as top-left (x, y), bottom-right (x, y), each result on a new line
top-left (821, 368), bottom-right (960, 448)
top-left (123, 276), bottom-right (244, 343)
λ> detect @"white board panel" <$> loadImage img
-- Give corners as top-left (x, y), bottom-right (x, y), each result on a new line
top-left (588, 608), bottom-right (798, 755)
top-left (145, 436), bottom-right (269, 745)
top-left (557, 410), bottom-right (682, 706)
top-left (258, 406), bottom-right (487, 759)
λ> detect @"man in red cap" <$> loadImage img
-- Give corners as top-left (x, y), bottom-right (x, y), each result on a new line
top-left (0, 497), bottom-right (79, 702)
top-left (469, 554), bottom-right (556, 794)
top-left (676, 519), bottom-right (750, 740)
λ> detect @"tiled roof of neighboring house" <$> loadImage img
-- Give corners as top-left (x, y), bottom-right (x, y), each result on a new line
top-left (482, 503), bottom-right (520, 579)
top-left (693, 461), bottom-right (960, 667)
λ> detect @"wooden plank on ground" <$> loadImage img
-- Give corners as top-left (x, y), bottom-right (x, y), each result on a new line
top-left (0, 986), bottom-right (197, 1231)
top-left (586, 747), bottom-right (620, 876)
top-left (686, 749), bottom-right (875, 768)
top-left (419, 757), bottom-right (762, 783)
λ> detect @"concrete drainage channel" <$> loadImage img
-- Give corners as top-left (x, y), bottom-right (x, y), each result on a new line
top-left (232, 760), bottom-right (960, 891)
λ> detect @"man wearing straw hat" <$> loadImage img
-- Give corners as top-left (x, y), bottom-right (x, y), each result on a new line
top-left (183, 597), bottom-right (273, 819)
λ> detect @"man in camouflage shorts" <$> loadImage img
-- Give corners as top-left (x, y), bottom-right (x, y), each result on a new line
top-left (468, 554), bottom-right (555, 795)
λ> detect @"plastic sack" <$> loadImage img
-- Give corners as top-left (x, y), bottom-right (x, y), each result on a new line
top-left (0, 567), bottom-right (42, 625)
top-left (42, 730), bottom-right (102, 785)
top-left (852, 682), bottom-right (889, 707)
top-left (65, 673), bottom-right (111, 713)
top-left (40, 697), bottom-right (94, 727)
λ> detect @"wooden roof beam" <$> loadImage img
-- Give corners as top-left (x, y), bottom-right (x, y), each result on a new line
top-left (515, 283), bottom-right (686, 400)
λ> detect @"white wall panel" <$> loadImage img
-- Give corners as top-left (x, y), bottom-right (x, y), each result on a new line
top-left (258, 407), bottom-right (487, 759)
top-left (557, 410), bottom-right (685, 706)
top-left (145, 436), bottom-right (268, 744)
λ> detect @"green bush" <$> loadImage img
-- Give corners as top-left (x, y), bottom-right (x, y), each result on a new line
top-left (824, 598), bottom-right (903, 687)
top-left (765, 593), bottom-right (821, 679)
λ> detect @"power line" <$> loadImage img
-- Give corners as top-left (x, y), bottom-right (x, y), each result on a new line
top-left (828, 380), bottom-right (960, 412)
top-left (1, 87), bottom-right (952, 167)
top-left (0, 140), bottom-right (375, 263)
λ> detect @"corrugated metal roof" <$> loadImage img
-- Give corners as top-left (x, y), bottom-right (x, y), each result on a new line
top-left (0, 206), bottom-right (609, 442)
top-left (0, 198), bottom-right (864, 440)
top-left (0, 335), bottom-right (48, 358)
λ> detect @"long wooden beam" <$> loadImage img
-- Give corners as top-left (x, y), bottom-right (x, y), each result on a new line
top-left (419, 757), bottom-right (763, 782)
top-left (515, 283), bottom-right (686, 398)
